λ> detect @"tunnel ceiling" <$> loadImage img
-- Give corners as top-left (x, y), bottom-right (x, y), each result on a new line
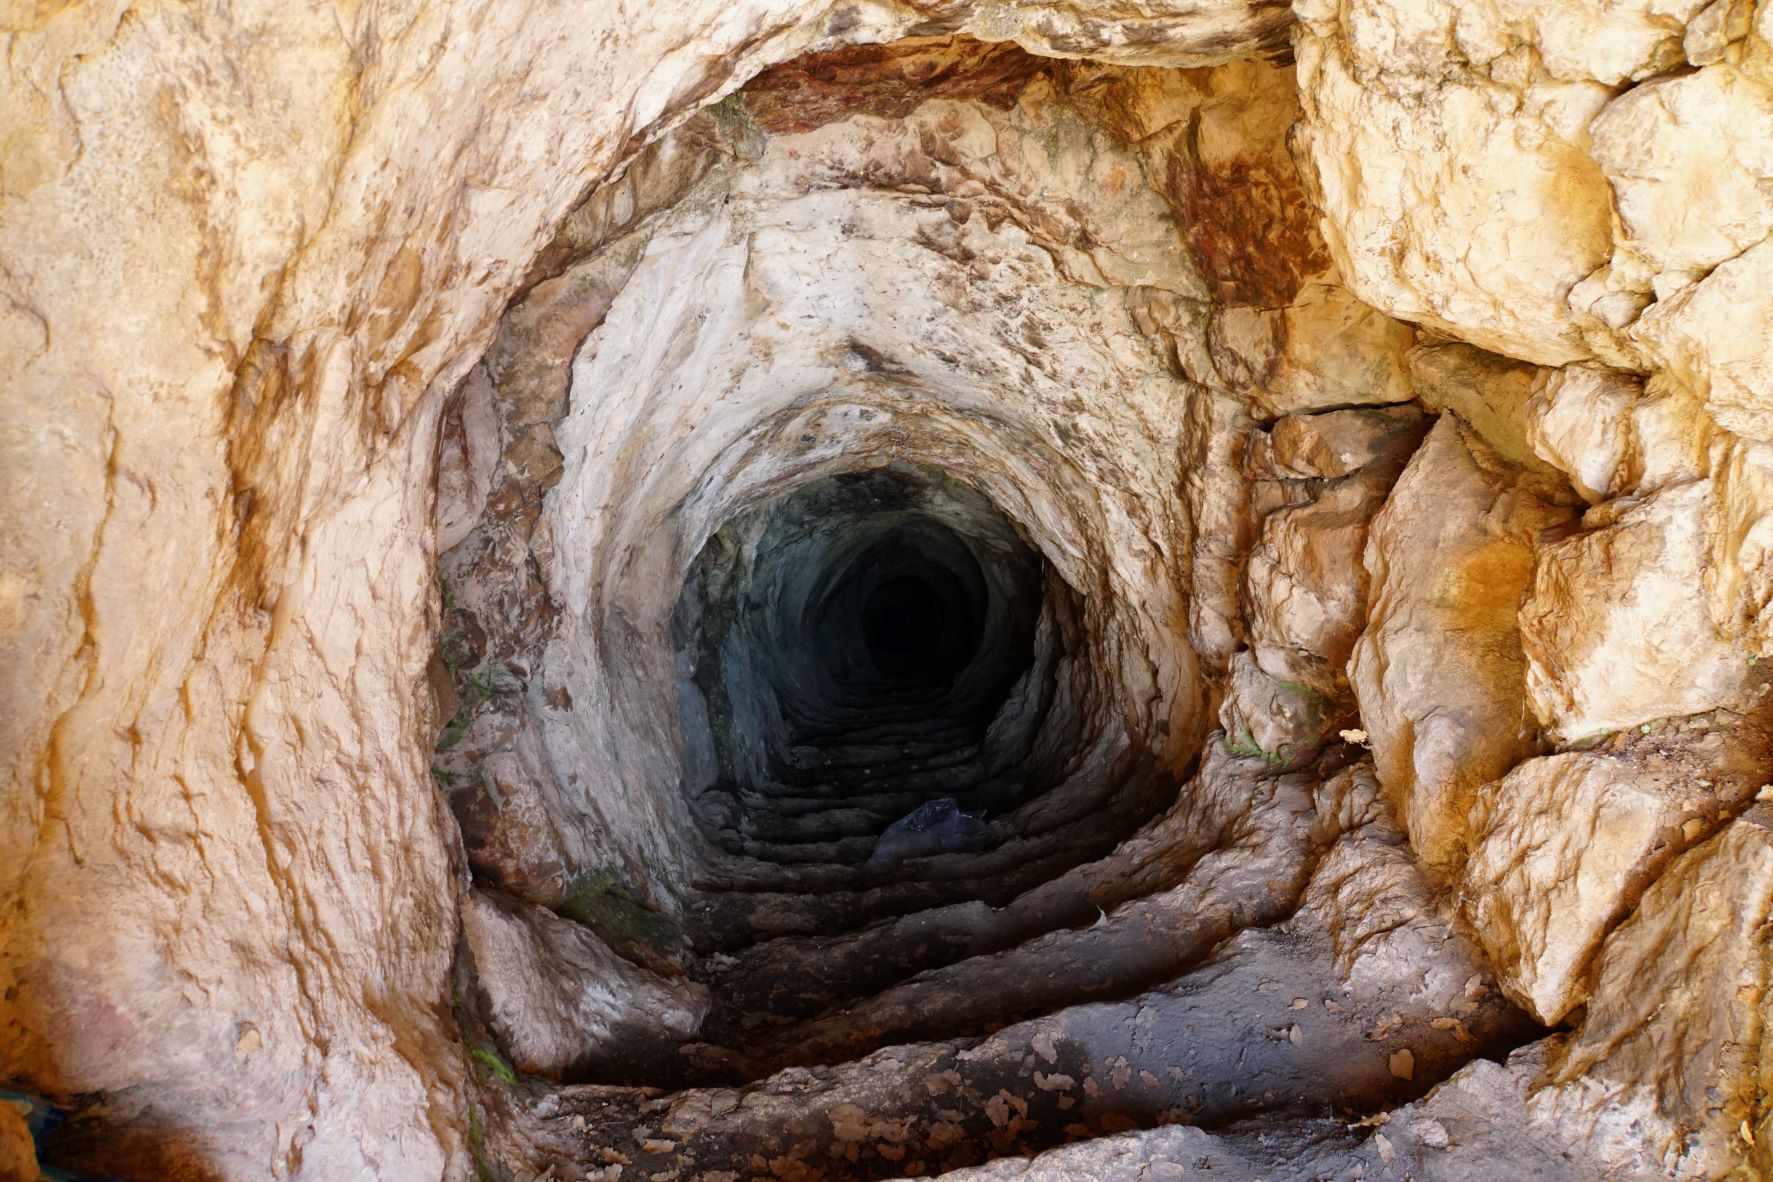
top-left (7, 5), bottom-right (1773, 1182)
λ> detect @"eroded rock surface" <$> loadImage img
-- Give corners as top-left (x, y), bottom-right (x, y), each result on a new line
top-left (6, 3), bottom-right (1772, 1180)
top-left (1462, 723), bottom-right (1770, 1024)
top-left (1545, 802), bottom-right (1773, 1178)
top-left (1350, 416), bottom-right (1576, 875)
top-left (1523, 479), bottom-right (1754, 740)
top-left (463, 890), bottom-right (709, 1081)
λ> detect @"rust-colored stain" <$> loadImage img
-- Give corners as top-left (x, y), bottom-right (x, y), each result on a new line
top-left (1166, 150), bottom-right (1329, 309)
top-left (742, 35), bottom-right (1047, 134)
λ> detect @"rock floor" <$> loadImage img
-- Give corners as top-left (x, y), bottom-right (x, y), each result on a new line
top-left (471, 747), bottom-right (1576, 1181)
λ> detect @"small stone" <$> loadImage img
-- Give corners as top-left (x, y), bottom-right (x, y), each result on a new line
top-left (1388, 1049), bottom-right (1415, 1081)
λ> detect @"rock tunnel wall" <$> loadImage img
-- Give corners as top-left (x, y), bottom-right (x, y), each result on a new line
top-left (2, 2), bottom-right (1773, 1180)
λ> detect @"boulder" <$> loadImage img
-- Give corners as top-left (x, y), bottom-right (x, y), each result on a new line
top-left (1217, 652), bottom-right (1329, 767)
top-left (462, 889), bottom-right (708, 1081)
top-left (1293, 3), bottom-right (1620, 366)
top-left (1208, 277), bottom-right (1417, 415)
top-left (1349, 416), bottom-right (1576, 874)
top-left (1521, 479), bottom-right (1752, 740)
top-left (1708, 437), bottom-right (1773, 658)
top-left (0, 1100), bottom-right (37, 1182)
top-left (1408, 343), bottom-right (1560, 478)
top-left (1462, 730), bottom-right (1765, 1023)
top-left (1244, 471), bottom-right (1387, 693)
top-left (1546, 803), bottom-right (1773, 1179)
top-left (1266, 405), bottom-right (1426, 481)
top-left (1242, 407), bottom-right (1426, 692)
top-left (1633, 238), bottom-right (1773, 442)
top-left (1590, 63), bottom-right (1773, 292)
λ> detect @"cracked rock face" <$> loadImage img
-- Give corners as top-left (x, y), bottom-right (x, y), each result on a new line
top-left (4, 5), bottom-right (1773, 1182)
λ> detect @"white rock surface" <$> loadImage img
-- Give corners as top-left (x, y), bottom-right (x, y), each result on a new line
top-left (1524, 366), bottom-right (1651, 503)
top-left (1462, 740), bottom-right (1759, 1024)
top-left (0, 5), bottom-right (1311, 1176)
top-left (1545, 803), bottom-right (1773, 1179)
top-left (5, 0), bottom-right (1772, 1176)
top-left (1294, 2), bottom-right (1620, 366)
top-left (1633, 237), bottom-right (1773, 441)
top-left (1208, 276), bottom-right (1418, 414)
top-left (1591, 63), bottom-right (1773, 292)
top-left (463, 891), bottom-right (708, 1080)
top-left (1522, 479), bottom-right (1753, 740)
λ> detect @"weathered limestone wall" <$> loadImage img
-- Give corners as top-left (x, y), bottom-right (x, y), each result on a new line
top-left (0, 4), bottom-right (1300, 1176)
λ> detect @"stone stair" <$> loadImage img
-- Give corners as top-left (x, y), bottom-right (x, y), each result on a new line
top-left (480, 746), bottom-right (1539, 1180)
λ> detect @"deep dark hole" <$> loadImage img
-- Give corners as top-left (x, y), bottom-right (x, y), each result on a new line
top-left (861, 574), bottom-right (950, 670)
top-left (675, 464), bottom-right (1046, 822)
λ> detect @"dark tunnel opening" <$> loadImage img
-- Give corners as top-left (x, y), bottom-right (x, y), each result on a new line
top-left (673, 463), bottom-right (1049, 862)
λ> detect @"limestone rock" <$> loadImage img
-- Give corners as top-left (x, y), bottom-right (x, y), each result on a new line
top-left (1244, 464), bottom-right (1391, 692)
top-left (1305, 823), bottom-right (1501, 1014)
top-left (1240, 407), bottom-right (1425, 693)
top-left (1299, 0), bottom-right (1703, 88)
top-left (961, 0), bottom-right (1295, 69)
top-left (0, 1100), bottom-right (35, 1182)
top-left (463, 890), bottom-right (708, 1081)
top-left (1053, 58), bottom-right (1327, 309)
top-left (1266, 404), bottom-right (1426, 481)
top-left (1217, 652), bottom-right (1328, 766)
top-left (1522, 479), bottom-right (1752, 740)
top-left (1356, 1040), bottom-right (1678, 1182)
top-left (435, 363), bottom-right (501, 552)
top-left (1708, 437), bottom-right (1773, 656)
top-left (1525, 366), bottom-right (1662, 504)
top-left (1208, 276), bottom-right (1417, 414)
top-left (4, 0), bottom-right (1768, 1176)
top-left (1408, 343), bottom-right (1560, 478)
top-left (1183, 387), bottom-right (1256, 667)
top-left (1294, 5), bottom-right (1619, 366)
top-left (1462, 734), bottom-right (1764, 1024)
top-left (1590, 62), bottom-right (1773, 293)
top-left (1350, 416), bottom-right (1576, 874)
top-left (1546, 803), bottom-right (1773, 1178)
top-left (1527, 367), bottom-right (1636, 502)
top-left (1633, 237), bottom-right (1773, 441)
top-left (442, 711), bottom-right (579, 899)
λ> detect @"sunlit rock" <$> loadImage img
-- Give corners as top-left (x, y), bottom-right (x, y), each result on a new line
top-left (3, 2), bottom-right (1769, 1178)
top-left (1350, 416), bottom-right (1576, 874)
top-left (1462, 729), bottom-right (1767, 1023)
top-left (1543, 803), bottom-right (1773, 1178)
top-left (1522, 479), bottom-right (1753, 740)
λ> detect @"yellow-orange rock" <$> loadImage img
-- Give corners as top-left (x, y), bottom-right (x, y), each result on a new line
top-left (1462, 733), bottom-right (1764, 1024)
top-left (1350, 416), bottom-right (1575, 874)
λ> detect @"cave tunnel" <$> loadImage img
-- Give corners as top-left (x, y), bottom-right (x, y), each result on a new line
top-left (8, 6), bottom-right (1773, 1182)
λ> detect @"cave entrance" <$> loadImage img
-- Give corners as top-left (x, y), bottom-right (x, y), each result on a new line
top-left (674, 462), bottom-right (1049, 869)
